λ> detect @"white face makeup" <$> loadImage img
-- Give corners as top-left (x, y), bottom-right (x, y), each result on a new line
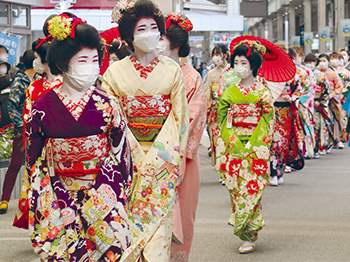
top-left (234, 56), bottom-right (253, 79)
top-left (63, 47), bottom-right (100, 92)
top-left (33, 52), bottom-right (46, 74)
top-left (109, 53), bottom-right (119, 66)
top-left (133, 17), bottom-right (160, 53)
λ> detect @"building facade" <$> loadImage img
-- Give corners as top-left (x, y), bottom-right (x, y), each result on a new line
top-left (0, 0), bottom-right (43, 64)
top-left (246, 0), bottom-right (350, 53)
top-left (31, 0), bottom-right (243, 66)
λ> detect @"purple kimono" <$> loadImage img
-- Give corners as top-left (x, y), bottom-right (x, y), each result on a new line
top-left (25, 86), bottom-right (132, 262)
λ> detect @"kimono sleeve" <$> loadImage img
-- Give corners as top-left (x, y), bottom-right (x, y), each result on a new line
top-left (332, 72), bottom-right (343, 96)
top-left (186, 72), bottom-right (207, 159)
top-left (217, 86), bottom-right (232, 126)
top-left (25, 106), bottom-right (45, 174)
top-left (108, 97), bottom-right (133, 197)
top-left (101, 67), bottom-right (121, 98)
top-left (170, 66), bottom-right (189, 157)
top-left (259, 87), bottom-right (275, 140)
top-left (203, 71), bottom-right (213, 102)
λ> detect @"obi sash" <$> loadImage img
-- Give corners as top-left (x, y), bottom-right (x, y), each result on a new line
top-left (122, 95), bottom-right (172, 142)
top-left (227, 103), bottom-right (262, 129)
top-left (45, 133), bottom-right (109, 178)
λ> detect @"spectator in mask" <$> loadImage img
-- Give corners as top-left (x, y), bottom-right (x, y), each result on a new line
top-left (0, 45), bottom-right (18, 78)
top-left (0, 50), bottom-right (35, 215)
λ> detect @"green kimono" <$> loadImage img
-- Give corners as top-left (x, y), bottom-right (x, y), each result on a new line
top-left (216, 82), bottom-right (274, 242)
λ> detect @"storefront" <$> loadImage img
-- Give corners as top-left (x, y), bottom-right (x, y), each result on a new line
top-left (0, 0), bottom-right (43, 65)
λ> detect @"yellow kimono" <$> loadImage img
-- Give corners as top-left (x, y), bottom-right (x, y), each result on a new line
top-left (102, 55), bottom-right (189, 262)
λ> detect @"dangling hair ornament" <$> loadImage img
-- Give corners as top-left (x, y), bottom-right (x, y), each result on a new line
top-left (112, 0), bottom-right (162, 23)
top-left (231, 40), bottom-right (267, 58)
top-left (35, 34), bottom-right (53, 49)
top-left (165, 14), bottom-right (193, 32)
top-left (47, 14), bottom-right (86, 41)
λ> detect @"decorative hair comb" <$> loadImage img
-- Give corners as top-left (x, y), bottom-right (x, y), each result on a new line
top-left (165, 13), bottom-right (193, 32)
top-left (112, 0), bottom-right (162, 23)
top-left (47, 14), bottom-right (86, 42)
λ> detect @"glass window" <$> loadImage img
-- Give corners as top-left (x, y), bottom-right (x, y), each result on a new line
top-left (12, 5), bottom-right (28, 27)
top-left (0, 3), bottom-right (9, 25)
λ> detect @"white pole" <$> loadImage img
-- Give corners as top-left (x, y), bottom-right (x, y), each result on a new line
top-left (284, 17), bottom-right (289, 47)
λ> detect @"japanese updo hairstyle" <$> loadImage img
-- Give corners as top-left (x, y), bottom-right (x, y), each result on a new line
top-left (165, 14), bottom-right (190, 57)
top-left (118, 0), bottom-right (165, 51)
top-left (46, 12), bottom-right (105, 75)
top-left (31, 40), bottom-right (49, 65)
top-left (231, 44), bottom-right (263, 77)
top-left (108, 39), bottom-right (133, 60)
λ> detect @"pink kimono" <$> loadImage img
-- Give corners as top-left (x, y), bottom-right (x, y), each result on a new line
top-left (171, 64), bottom-right (207, 262)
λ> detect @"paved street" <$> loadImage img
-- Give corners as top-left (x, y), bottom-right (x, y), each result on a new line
top-left (1, 144), bottom-right (350, 262)
top-left (190, 144), bottom-right (350, 261)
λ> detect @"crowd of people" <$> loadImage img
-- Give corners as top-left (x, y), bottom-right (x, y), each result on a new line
top-left (0, 0), bottom-right (348, 261)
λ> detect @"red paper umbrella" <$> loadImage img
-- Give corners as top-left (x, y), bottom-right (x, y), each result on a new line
top-left (230, 36), bottom-right (296, 82)
top-left (99, 27), bottom-right (120, 75)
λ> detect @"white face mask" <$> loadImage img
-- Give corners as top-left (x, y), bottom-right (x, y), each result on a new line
top-left (0, 54), bottom-right (8, 62)
top-left (330, 59), bottom-right (339, 67)
top-left (294, 56), bottom-right (303, 66)
top-left (318, 61), bottom-right (329, 70)
top-left (33, 59), bottom-right (45, 74)
top-left (343, 56), bottom-right (348, 64)
top-left (155, 40), bottom-right (171, 57)
top-left (212, 55), bottom-right (223, 66)
top-left (234, 65), bottom-right (252, 79)
top-left (0, 65), bottom-right (7, 76)
top-left (63, 64), bottom-right (99, 91)
top-left (133, 31), bottom-right (160, 53)
top-left (305, 63), bottom-right (315, 71)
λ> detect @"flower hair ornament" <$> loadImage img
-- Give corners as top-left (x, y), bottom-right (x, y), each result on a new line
top-left (230, 39), bottom-right (267, 58)
top-left (112, 0), bottom-right (162, 23)
top-left (165, 14), bottom-right (193, 32)
top-left (229, 35), bottom-right (296, 82)
top-left (47, 14), bottom-right (86, 41)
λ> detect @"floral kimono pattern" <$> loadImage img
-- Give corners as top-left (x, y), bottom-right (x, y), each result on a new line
top-left (296, 66), bottom-right (316, 157)
top-left (24, 87), bottom-right (132, 261)
top-left (215, 82), bottom-right (274, 242)
top-left (334, 67), bottom-right (350, 141)
top-left (270, 80), bottom-right (305, 177)
top-left (14, 75), bottom-right (63, 229)
top-left (171, 64), bottom-right (206, 262)
top-left (102, 55), bottom-right (189, 262)
top-left (323, 68), bottom-right (343, 143)
top-left (205, 65), bottom-right (230, 164)
top-left (313, 70), bottom-right (333, 151)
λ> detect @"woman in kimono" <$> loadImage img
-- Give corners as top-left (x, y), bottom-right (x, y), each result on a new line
top-left (318, 54), bottom-right (343, 153)
top-left (269, 45), bottom-right (304, 186)
top-left (329, 51), bottom-right (350, 146)
top-left (102, 1), bottom-right (189, 261)
top-left (305, 53), bottom-right (332, 156)
top-left (14, 27), bottom-right (63, 229)
top-left (216, 41), bottom-right (274, 254)
top-left (156, 13), bottom-right (206, 261)
top-left (205, 44), bottom-right (230, 164)
top-left (292, 47), bottom-right (316, 159)
top-left (24, 14), bottom-right (132, 261)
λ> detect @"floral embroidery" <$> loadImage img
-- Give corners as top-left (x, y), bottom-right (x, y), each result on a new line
top-left (55, 86), bottom-right (95, 121)
top-left (122, 95), bottom-right (171, 117)
top-left (130, 55), bottom-right (159, 80)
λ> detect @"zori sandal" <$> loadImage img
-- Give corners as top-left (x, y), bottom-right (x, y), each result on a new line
top-left (0, 201), bottom-right (8, 214)
top-left (238, 241), bottom-right (256, 254)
